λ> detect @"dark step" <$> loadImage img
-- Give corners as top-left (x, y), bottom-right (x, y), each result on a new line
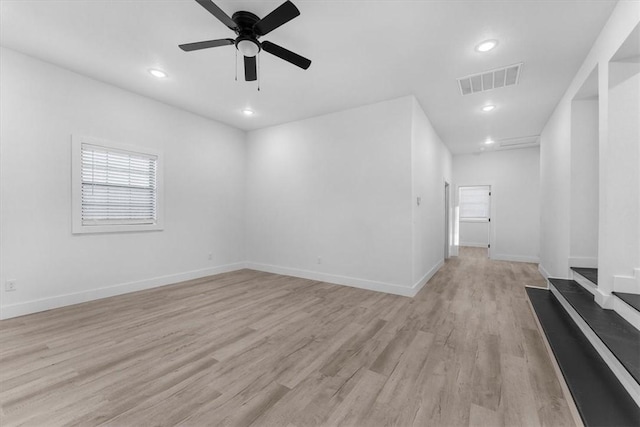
top-left (613, 292), bottom-right (640, 313)
top-left (527, 287), bottom-right (640, 427)
top-left (549, 278), bottom-right (640, 384)
top-left (571, 267), bottom-right (598, 285)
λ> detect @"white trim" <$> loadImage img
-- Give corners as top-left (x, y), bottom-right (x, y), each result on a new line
top-left (412, 260), bottom-right (445, 295)
top-left (612, 295), bottom-right (640, 331)
top-left (550, 283), bottom-right (640, 407)
top-left (491, 253), bottom-right (540, 263)
top-left (450, 245), bottom-right (460, 257)
top-left (538, 264), bottom-right (572, 281)
top-left (246, 260), bottom-right (445, 298)
top-left (572, 272), bottom-right (598, 296)
top-left (538, 264), bottom-right (550, 280)
top-left (594, 288), bottom-right (615, 309)
top-left (613, 268), bottom-right (640, 294)
top-left (0, 262), bottom-right (246, 320)
top-left (568, 256), bottom-right (598, 268)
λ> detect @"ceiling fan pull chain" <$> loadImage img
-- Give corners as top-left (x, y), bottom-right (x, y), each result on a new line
top-left (235, 49), bottom-right (238, 81)
top-left (257, 53), bottom-right (261, 91)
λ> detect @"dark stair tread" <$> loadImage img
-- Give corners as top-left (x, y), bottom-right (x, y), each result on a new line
top-left (613, 292), bottom-right (640, 313)
top-left (549, 278), bottom-right (640, 384)
top-left (571, 267), bottom-right (598, 285)
top-left (527, 287), bottom-right (640, 427)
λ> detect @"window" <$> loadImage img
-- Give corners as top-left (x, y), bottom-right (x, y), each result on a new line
top-left (72, 135), bottom-right (163, 234)
top-left (459, 186), bottom-right (490, 220)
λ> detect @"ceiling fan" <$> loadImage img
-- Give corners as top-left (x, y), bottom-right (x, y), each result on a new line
top-left (179, 0), bottom-right (311, 82)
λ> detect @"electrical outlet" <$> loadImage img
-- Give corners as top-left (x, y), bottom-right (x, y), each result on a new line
top-left (5, 280), bottom-right (16, 292)
top-left (208, 253), bottom-right (213, 261)
top-left (317, 256), bottom-right (322, 265)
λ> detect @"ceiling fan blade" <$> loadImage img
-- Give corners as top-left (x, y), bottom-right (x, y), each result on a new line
top-left (245, 56), bottom-right (257, 81)
top-left (254, 1), bottom-right (300, 36)
top-left (261, 41), bottom-right (311, 70)
top-left (179, 38), bottom-right (234, 52)
top-left (195, 0), bottom-right (237, 30)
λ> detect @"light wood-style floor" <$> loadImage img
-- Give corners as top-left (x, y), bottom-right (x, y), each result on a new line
top-left (0, 247), bottom-right (575, 426)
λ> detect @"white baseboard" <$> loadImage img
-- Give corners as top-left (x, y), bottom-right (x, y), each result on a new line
top-left (491, 253), bottom-right (540, 263)
top-left (0, 259), bottom-right (449, 319)
top-left (568, 256), bottom-right (598, 268)
top-left (412, 260), bottom-right (445, 295)
top-left (539, 264), bottom-right (572, 281)
top-left (246, 261), bottom-right (445, 298)
top-left (0, 262), bottom-right (247, 320)
top-left (594, 288), bottom-right (614, 309)
top-left (538, 264), bottom-right (550, 280)
top-left (613, 268), bottom-right (640, 294)
top-left (450, 245), bottom-right (460, 257)
top-left (459, 242), bottom-right (488, 248)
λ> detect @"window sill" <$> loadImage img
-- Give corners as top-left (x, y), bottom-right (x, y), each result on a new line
top-left (72, 223), bottom-right (164, 235)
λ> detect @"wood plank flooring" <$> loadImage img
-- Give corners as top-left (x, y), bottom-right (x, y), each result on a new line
top-left (0, 247), bottom-right (575, 426)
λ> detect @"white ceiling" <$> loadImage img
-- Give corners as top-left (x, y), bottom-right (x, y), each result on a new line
top-left (0, 0), bottom-right (616, 154)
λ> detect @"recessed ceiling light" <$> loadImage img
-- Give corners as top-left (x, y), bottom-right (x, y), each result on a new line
top-left (482, 105), bottom-right (496, 112)
top-left (485, 139), bottom-right (495, 145)
top-left (241, 108), bottom-right (255, 116)
top-left (475, 39), bottom-right (498, 53)
top-left (149, 69), bottom-right (168, 79)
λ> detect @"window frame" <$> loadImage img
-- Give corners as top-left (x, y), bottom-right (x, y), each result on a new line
top-left (71, 135), bottom-right (164, 234)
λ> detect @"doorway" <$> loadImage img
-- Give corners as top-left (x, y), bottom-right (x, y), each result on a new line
top-left (458, 185), bottom-right (491, 258)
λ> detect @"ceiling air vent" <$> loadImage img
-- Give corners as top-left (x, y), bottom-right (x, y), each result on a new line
top-left (497, 135), bottom-right (539, 150)
top-left (458, 63), bottom-right (523, 96)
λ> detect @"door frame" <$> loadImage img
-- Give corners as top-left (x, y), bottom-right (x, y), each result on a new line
top-left (444, 181), bottom-right (450, 259)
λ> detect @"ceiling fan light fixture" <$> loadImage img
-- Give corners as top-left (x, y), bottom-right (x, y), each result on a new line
top-left (242, 108), bottom-right (255, 116)
top-left (148, 68), bottom-right (168, 78)
top-left (237, 39), bottom-right (260, 57)
top-left (475, 39), bottom-right (498, 52)
top-left (485, 139), bottom-right (495, 145)
top-left (482, 105), bottom-right (496, 112)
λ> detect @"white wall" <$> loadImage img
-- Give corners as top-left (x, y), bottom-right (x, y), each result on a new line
top-left (411, 98), bottom-right (452, 286)
top-left (539, 2), bottom-right (639, 303)
top-left (606, 60), bottom-right (640, 290)
top-left (245, 96), bottom-right (451, 296)
top-left (453, 147), bottom-right (541, 263)
top-left (0, 48), bottom-right (247, 318)
top-left (570, 99), bottom-right (599, 267)
top-left (245, 97), bottom-right (414, 294)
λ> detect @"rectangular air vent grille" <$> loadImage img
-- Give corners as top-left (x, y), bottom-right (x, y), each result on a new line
top-left (458, 63), bottom-right (523, 96)
top-left (496, 135), bottom-right (540, 150)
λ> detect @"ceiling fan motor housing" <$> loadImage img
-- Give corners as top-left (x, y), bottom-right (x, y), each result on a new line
top-left (233, 11), bottom-right (261, 56)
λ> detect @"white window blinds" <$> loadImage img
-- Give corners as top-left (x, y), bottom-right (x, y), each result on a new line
top-left (459, 186), bottom-right (490, 219)
top-left (81, 143), bottom-right (157, 226)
